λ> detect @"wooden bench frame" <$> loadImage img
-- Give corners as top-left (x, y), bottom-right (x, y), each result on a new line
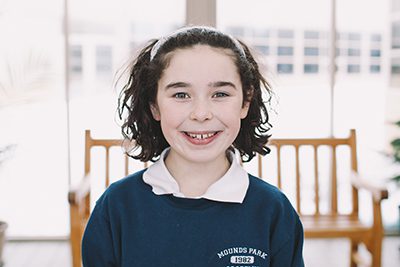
top-left (68, 129), bottom-right (388, 267)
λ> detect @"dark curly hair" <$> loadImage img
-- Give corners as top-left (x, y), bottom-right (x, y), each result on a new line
top-left (118, 26), bottom-right (272, 162)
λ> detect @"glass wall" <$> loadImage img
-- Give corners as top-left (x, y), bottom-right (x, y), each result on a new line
top-left (67, 0), bottom-right (185, 204)
top-left (0, 0), bottom-right (185, 238)
top-left (0, 0), bottom-right (67, 237)
top-left (218, 0), bottom-right (331, 139)
top-left (335, 0), bottom-right (394, 228)
top-left (218, 0), bottom-right (394, 229)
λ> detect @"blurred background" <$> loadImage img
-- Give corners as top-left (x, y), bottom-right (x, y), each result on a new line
top-left (0, 0), bottom-right (399, 266)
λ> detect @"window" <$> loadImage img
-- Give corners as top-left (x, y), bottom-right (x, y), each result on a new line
top-left (0, 0), bottom-right (68, 238)
top-left (347, 48), bottom-right (360, 56)
top-left (393, 0), bottom-right (400, 11)
top-left (391, 59), bottom-right (400, 74)
top-left (226, 26), bottom-right (245, 37)
top-left (0, 0), bottom-right (185, 238)
top-left (391, 21), bottom-right (400, 48)
top-left (96, 45), bottom-right (112, 75)
top-left (253, 28), bottom-right (269, 38)
top-left (304, 64), bottom-right (319, 73)
top-left (278, 29), bottom-right (294, 39)
top-left (304, 30), bottom-right (319, 39)
top-left (277, 63), bottom-right (293, 73)
top-left (70, 45), bottom-right (83, 74)
top-left (370, 49), bottom-right (381, 57)
top-left (348, 32), bottom-right (361, 41)
top-left (370, 34), bottom-right (381, 42)
top-left (347, 64), bottom-right (360, 73)
top-left (304, 47), bottom-right (319, 56)
top-left (370, 65), bottom-right (381, 73)
top-left (254, 45), bottom-right (269, 55)
top-left (277, 46), bottom-right (294, 56)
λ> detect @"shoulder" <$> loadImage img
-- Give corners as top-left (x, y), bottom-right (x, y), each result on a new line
top-left (97, 169), bottom-right (150, 205)
top-left (109, 169), bottom-right (147, 191)
top-left (245, 174), bottom-right (299, 219)
top-left (247, 174), bottom-right (288, 203)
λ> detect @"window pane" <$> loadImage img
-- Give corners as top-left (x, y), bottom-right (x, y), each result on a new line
top-left (70, 45), bottom-right (83, 74)
top-left (277, 46), bottom-right (294, 56)
top-left (348, 32), bottom-right (361, 41)
top-left (219, 0), bottom-right (394, 229)
top-left (370, 65), bottom-right (381, 73)
top-left (391, 58), bottom-right (400, 74)
top-left (370, 49), bottom-right (381, 57)
top-left (304, 47), bottom-right (319, 56)
top-left (0, 0), bottom-right (185, 238)
top-left (96, 45), bottom-right (112, 75)
top-left (347, 48), bottom-right (361, 56)
top-left (392, 21), bottom-right (400, 48)
top-left (337, 0), bottom-right (395, 229)
top-left (347, 64), bottom-right (360, 73)
top-left (218, 0), bottom-right (331, 139)
top-left (304, 64), bottom-right (319, 73)
top-left (304, 30), bottom-right (320, 39)
top-left (0, 0), bottom-right (68, 237)
top-left (254, 45), bottom-right (269, 55)
top-left (277, 63), bottom-right (294, 73)
top-left (278, 29), bottom-right (294, 38)
top-left (68, 0), bottom-right (185, 213)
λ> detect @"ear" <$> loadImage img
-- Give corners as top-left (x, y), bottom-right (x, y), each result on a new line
top-left (240, 88), bottom-right (253, 119)
top-left (240, 101), bottom-right (251, 119)
top-left (150, 103), bottom-right (161, 121)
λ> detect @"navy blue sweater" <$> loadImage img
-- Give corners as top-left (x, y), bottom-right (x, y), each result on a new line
top-left (82, 170), bottom-right (304, 267)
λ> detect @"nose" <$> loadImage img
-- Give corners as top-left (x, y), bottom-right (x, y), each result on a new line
top-left (190, 99), bottom-right (213, 121)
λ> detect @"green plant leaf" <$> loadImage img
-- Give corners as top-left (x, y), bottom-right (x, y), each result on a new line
top-left (395, 153), bottom-right (400, 163)
top-left (391, 175), bottom-right (400, 183)
top-left (391, 138), bottom-right (400, 148)
top-left (395, 120), bottom-right (400, 127)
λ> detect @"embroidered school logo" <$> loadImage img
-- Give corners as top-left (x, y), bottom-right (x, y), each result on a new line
top-left (216, 246), bottom-right (268, 267)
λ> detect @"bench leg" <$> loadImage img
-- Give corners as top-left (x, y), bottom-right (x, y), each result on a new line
top-left (370, 238), bottom-right (382, 267)
top-left (350, 240), bottom-right (358, 267)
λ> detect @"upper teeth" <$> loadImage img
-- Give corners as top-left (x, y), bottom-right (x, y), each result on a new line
top-left (188, 132), bottom-right (216, 139)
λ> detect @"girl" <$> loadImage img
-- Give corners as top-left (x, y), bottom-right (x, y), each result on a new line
top-left (82, 26), bottom-right (304, 267)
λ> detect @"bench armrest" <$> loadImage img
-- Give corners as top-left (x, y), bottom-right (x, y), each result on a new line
top-left (68, 175), bottom-right (91, 205)
top-left (350, 171), bottom-right (389, 202)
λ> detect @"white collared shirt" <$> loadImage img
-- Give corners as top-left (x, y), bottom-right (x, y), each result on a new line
top-left (142, 148), bottom-right (249, 203)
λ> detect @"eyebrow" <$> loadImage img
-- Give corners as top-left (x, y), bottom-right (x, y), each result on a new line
top-left (164, 81), bottom-right (237, 90)
top-left (209, 81), bottom-right (237, 89)
top-left (165, 82), bottom-right (190, 89)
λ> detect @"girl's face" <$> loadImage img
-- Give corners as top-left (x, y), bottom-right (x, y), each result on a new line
top-left (151, 45), bottom-right (250, 166)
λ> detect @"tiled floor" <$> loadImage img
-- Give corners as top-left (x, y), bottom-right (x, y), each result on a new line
top-left (1, 237), bottom-right (400, 267)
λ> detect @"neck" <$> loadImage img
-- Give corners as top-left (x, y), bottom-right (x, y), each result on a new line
top-left (164, 150), bottom-right (231, 198)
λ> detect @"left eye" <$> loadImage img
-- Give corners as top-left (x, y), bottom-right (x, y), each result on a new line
top-left (173, 92), bottom-right (189, 99)
top-left (213, 92), bottom-right (229, 98)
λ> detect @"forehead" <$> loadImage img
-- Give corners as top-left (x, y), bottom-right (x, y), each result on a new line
top-left (160, 45), bottom-right (240, 81)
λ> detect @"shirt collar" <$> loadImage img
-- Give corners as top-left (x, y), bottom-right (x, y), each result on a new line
top-left (142, 148), bottom-right (249, 203)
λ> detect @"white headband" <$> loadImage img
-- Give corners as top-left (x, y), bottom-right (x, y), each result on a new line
top-left (149, 26), bottom-right (246, 61)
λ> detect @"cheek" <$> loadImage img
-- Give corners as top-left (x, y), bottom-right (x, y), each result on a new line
top-left (158, 106), bottom-right (183, 132)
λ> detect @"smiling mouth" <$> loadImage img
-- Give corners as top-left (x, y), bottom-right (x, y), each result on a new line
top-left (183, 131), bottom-right (220, 140)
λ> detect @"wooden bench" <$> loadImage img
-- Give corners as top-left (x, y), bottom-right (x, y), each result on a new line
top-left (68, 129), bottom-right (388, 267)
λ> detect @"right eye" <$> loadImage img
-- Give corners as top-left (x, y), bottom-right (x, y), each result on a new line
top-left (173, 92), bottom-right (190, 99)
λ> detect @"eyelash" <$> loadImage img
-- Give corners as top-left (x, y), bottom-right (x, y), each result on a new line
top-left (213, 92), bottom-right (229, 98)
